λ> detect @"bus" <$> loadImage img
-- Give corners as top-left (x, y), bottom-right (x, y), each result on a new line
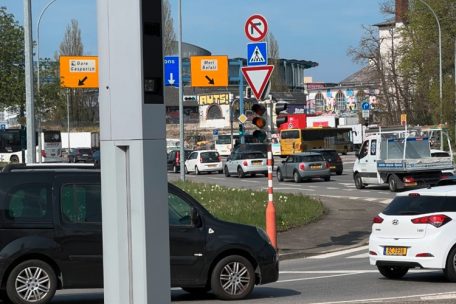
top-left (0, 129), bottom-right (62, 163)
top-left (280, 128), bottom-right (353, 156)
top-left (215, 134), bottom-right (255, 156)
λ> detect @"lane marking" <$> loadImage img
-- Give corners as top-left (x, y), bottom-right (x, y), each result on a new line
top-left (307, 291), bottom-right (456, 304)
top-left (277, 272), bottom-right (360, 283)
top-left (364, 198), bottom-right (378, 202)
top-left (273, 187), bottom-right (316, 192)
top-left (207, 177), bottom-right (224, 180)
top-left (347, 253), bottom-right (369, 259)
top-left (325, 187), bottom-right (340, 190)
top-left (280, 270), bottom-right (376, 274)
top-left (308, 245), bottom-right (369, 259)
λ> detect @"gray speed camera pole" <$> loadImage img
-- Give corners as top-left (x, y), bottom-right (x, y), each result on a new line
top-left (97, 0), bottom-right (170, 303)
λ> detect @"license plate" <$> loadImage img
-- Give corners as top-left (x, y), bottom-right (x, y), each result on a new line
top-left (330, 166), bottom-right (336, 169)
top-left (252, 161), bottom-right (262, 166)
top-left (207, 164), bottom-right (216, 167)
top-left (384, 247), bottom-right (407, 256)
top-left (311, 165), bottom-right (322, 169)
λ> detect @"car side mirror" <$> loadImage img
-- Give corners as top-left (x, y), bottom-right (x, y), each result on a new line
top-left (191, 208), bottom-right (202, 228)
top-left (355, 151), bottom-right (360, 158)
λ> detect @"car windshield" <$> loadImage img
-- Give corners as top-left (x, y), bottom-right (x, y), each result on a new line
top-left (200, 152), bottom-right (219, 162)
top-left (242, 152), bottom-right (265, 159)
top-left (383, 195), bottom-right (456, 215)
top-left (297, 155), bottom-right (323, 162)
top-left (281, 130), bottom-right (300, 139)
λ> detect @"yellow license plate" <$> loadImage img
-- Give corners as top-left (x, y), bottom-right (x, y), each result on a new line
top-left (385, 247), bottom-right (407, 256)
top-left (311, 165), bottom-right (322, 169)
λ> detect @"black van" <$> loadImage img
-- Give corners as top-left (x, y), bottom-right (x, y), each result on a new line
top-left (0, 164), bottom-right (278, 304)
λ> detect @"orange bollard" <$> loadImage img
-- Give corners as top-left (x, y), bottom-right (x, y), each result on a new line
top-left (266, 151), bottom-right (277, 249)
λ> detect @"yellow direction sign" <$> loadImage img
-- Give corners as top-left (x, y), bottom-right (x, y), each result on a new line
top-left (190, 56), bottom-right (228, 87)
top-left (59, 56), bottom-right (99, 88)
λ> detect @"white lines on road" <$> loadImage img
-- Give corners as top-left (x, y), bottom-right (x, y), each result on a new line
top-left (308, 292), bottom-right (456, 304)
top-left (325, 187), bottom-right (339, 190)
top-left (277, 272), bottom-right (362, 283)
top-left (281, 270), bottom-right (376, 274)
top-left (240, 180), bottom-right (260, 183)
top-left (347, 252), bottom-right (369, 259)
top-left (207, 177), bottom-right (224, 180)
top-left (308, 245), bottom-right (369, 259)
top-left (274, 187), bottom-right (316, 192)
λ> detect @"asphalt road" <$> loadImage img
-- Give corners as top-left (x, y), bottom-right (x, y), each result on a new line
top-left (31, 247), bottom-right (456, 303)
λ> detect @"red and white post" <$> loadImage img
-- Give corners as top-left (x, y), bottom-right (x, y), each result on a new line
top-left (266, 150), bottom-right (277, 249)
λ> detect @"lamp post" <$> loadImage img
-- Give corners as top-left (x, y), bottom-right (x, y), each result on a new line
top-left (416, 0), bottom-right (442, 124)
top-left (36, 0), bottom-right (58, 162)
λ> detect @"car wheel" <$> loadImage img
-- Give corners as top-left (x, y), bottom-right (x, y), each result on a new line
top-left (377, 265), bottom-right (408, 279)
top-left (354, 173), bottom-right (365, 189)
top-left (210, 255), bottom-right (255, 300)
top-left (336, 170), bottom-right (343, 175)
top-left (324, 175), bottom-right (331, 182)
top-left (293, 171), bottom-right (301, 183)
top-left (224, 166), bottom-right (230, 177)
top-left (237, 166), bottom-right (245, 178)
top-left (182, 287), bottom-right (211, 295)
top-left (277, 169), bottom-right (283, 182)
top-left (218, 170), bottom-right (223, 174)
top-left (6, 259), bottom-right (57, 304)
top-left (184, 165), bottom-right (188, 174)
top-left (388, 174), bottom-right (399, 192)
top-left (444, 246), bottom-right (456, 282)
top-left (250, 173), bottom-right (256, 177)
top-left (10, 155), bottom-right (19, 163)
top-left (195, 166), bottom-right (200, 175)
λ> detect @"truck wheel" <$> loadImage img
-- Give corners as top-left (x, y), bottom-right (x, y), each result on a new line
top-left (388, 175), bottom-right (400, 192)
top-left (354, 173), bottom-right (365, 189)
top-left (6, 259), bottom-right (57, 304)
top-left (210, 255), bottom-right (255, 300)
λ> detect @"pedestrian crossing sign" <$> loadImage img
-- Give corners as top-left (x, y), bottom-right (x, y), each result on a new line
top-left (247, 42), bottom-right (268, 66)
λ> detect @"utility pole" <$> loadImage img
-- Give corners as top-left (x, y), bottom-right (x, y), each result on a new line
top-left (23, 0), bottom-right (36, 163)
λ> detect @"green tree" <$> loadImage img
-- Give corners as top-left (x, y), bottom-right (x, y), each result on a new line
top-left (0, 7), bottom-right (25, 111)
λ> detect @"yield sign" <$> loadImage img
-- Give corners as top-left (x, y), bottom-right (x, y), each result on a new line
top-left (241, 65), bottom-right (274, 100)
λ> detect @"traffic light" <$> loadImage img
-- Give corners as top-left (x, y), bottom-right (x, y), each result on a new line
top-left (183, 95), bottom-right (197, 102)
top-left (275, 102), bottom-right (288, 128)
top-left (251, 104), bottom-right (267, 142)
top-left (238, 124), bottom-right (244, 136)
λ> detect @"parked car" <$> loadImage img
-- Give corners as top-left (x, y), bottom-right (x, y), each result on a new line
top-left (65, 147), bottom-right (94, 163)
top-left (310, 148), bottom-right (343, 175)
top-left (185, 150), bottom-right (223, 174)
top-left (0, 163), bottom-right (278, 304)
top-left (369, 186), bottom-right (456, 282)
top-left (167, 149), bottom-right (192, 173)
top-left (276, 152), bottom-right (331, 183)
top-left (224, 151), bottom-right (267, 178)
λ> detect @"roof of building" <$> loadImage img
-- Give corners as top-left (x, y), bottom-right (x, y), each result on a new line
top-left (373, 18), bottom-right (396, 27)
top-left (339, 65), bottom-right (378, 86)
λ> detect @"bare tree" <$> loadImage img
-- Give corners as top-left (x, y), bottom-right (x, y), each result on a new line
top-left (266, 32), bottom-right (287, 91)
top-left (163, 0), bottom-right (176, 55)
top-left (59, 19), bottom-right (83, 56)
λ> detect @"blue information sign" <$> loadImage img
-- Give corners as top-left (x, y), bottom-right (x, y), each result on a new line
top-left (164, 56), bottom-right (179, 87)
top-left (212, 129), bottom-right (219, 136)
top-left (361, 101), bottom-right (370, 111)
top-left (247, 42), bottom-right (267, 66)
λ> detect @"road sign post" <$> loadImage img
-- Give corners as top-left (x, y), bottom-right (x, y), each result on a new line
top-left (164, 56), bottom-right (179, 87)
top-left (59, 56), bottom-right (99, 88)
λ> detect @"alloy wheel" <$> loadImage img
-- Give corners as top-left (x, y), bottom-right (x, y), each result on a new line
top-left (218, 261), bottom-right (251, 296)
top-left (15, 266), bottom-right (51, 302)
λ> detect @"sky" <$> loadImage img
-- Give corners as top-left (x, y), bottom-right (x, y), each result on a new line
top-left (2, 0), bottom-right (387, 83)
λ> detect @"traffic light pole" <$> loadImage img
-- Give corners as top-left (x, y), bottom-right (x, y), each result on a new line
top-left (239, 63), bottom-right (245, 144)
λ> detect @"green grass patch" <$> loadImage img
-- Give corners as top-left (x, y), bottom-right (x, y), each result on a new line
top-left (172, 180), bottom-right (325, 232)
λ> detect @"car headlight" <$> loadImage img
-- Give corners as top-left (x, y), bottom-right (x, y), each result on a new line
top-left (257, 227), bottom-right (272, 245)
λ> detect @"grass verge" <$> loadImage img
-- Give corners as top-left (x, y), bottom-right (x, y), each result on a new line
top-left (172, 180), bottom-right (325, 232)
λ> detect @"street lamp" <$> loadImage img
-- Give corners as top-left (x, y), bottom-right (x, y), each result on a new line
top-left (415, 0), bottom-right (442, 124)
top-left (36, 0), bottom-right (58, 162)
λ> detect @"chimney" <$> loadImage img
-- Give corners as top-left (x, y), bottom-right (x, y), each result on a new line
top-left (395, 0), bottom-right (408, 23)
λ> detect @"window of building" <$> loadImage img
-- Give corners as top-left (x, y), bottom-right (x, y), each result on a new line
top-left (335, 91), bottom-right (346, 111)
top-left (206, 105), bottom-right (223, 120)
top-left (315, 92), bottom-right (325, 113)
top-left (5, 183), bottom-right (52, 224)
top-left (61, 184), bottom-right (102, 224)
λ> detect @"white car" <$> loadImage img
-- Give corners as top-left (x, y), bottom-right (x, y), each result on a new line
top-left (369, 186), bottom-right (456, 281)
top-left (185, 150), bottom-right (223, 174)
top-left (224, 151), bottom-right (267, 178)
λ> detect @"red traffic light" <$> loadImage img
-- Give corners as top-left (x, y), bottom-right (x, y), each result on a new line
top-left (252, 104), bottom-right (267, 116)
top-left (252, 117), bottom-right (267, 129)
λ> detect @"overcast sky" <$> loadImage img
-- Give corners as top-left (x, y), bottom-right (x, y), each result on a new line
top-left (2, 0), bottom-right (387, 83)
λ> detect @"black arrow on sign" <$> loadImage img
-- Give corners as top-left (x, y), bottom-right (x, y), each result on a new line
top-left (78, 76), bottom-right (88, 86)
top-left (205, 75), bottom-right (215, 85)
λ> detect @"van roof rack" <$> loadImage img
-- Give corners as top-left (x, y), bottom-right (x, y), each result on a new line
top-left (1, 163), bottom-right (99, 173)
